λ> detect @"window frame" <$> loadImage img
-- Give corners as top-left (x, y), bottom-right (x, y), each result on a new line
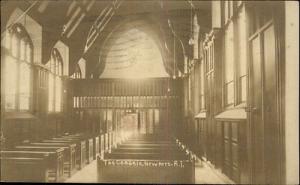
top-left (72, 64), bottom-right (82, 79)
top-left (235, 7), bottom-right (248, 105)
top-left (47, 48), bottom-right (63, 113)
top-left (3, 24), bottom-right (34, 112)
top-left (199, 58), bottom-right (206, 111)
top-left (222, 3), bottom-right (248, 108)
top-left (223, 21), bottom-right (235, 107)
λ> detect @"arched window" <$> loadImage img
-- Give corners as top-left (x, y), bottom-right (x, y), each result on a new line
top-left (47, 48), bottom-right (63, 112)
top-left (4, 24), bottom-right (33, 111)
top-left (71, 64), bottom-right (82, 79)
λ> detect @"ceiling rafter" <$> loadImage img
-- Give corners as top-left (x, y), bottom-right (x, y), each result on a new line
top-left (61, 0), bottom-right (95, 38)
top-left (1, 0), bottom-right (38, 37)
top-left (84, 0), bottom-right (124, 54)
top-left (1, 0), bottom-right (211, 76)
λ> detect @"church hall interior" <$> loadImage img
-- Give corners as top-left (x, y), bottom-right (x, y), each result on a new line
top-left (0, 0), bottom-right (299, 184)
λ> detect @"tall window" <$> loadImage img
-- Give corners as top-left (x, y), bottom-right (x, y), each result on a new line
top-left (4, 24), bottom-right (33, 111)
top-left (199, 60), bottom-right (205, 110)
top-left (236, 8), bottom-right (247, 103)
top-left (47, 48), bottom-right (63, 112)
top-left (71, 64), bottom-right (82, 79)
top-left (224, 22), bottom-right (234, 106)
top-left (193, 63), bottom-right (200, 113)
top-left (223, 3), bottom-right (248, 107)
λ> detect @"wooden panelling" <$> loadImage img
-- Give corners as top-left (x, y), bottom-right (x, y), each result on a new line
top-left (224, 139), bottom-right (231, 177)
top-left (72, 96), bottom-right (178, 109)
top-left (215, 122), bottom-right (223, 169)
top-left (195, 118), bottom-right (247, 184)
top-left (221, 121), bottom-right (247, 183)
top-left (71, 78), bottom-right (181, 97)
top-left (231, 122), bottom-right (238, 142)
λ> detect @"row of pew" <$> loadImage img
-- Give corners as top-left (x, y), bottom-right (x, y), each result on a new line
top-left (0, 131), bottom-right (119, 182)
top-left (97, 134), bottom-right (196, 183)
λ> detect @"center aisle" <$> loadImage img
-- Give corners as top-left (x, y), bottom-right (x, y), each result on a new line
top-left (65, 160), bottom-right (98, 183)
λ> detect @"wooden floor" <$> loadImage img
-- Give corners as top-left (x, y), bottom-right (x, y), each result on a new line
top-left (65, 159), bottom-right (234, 184)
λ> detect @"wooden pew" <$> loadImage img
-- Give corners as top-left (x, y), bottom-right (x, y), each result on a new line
top-left (112, 147), bottom-right (184, 154)
top-left (42, 139), bottom-right (84, 170)
top-left (57, 133), bottom-right (99, 161)
top-left (122, 142), bottom-right (177, 145)
top-left (0, 157), bottom-right (48, 182)
top-left (126, 136), bottom-right (172, 141)
top-left (97, 157), bottom-right (195, 183)
top-left (105, 133), bottom-right (109, 152)
top-left (1, 148), bottom-right (64, 182)
top-left (50, 137), bottom-right (86, 169)
top-left (28, 142), bottom-right (76, 176)
top-left (100, 134), bottom-right (105, 159)
top-left (109, 132), bottom-right (115, 150)
top-left (99, 134), bottom-right (194, 183)
top-left (93, 136), bottom-right (100, 160)
top-left (1, 150), bottom-right (63, 182)
top-left (59, 133), bottom-right (85, 138)
top-left (125, 141), bottom-right (174, 144)
top-left (118, 143), bottom-right (178, 149)
top-left (14, 145), bottom-right (72, 178)
top-left (127, 135), bottom-right (172, 141)
top-left (104, 152), bottom-right (189, 160)
top-left (59, 135), bottom-right (94, 164)
top-left (113, 131), bottom-right (117, 146)
top-left (82, 137), bottom-right (93, 164)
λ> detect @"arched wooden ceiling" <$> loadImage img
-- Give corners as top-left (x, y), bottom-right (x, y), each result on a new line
top-left (95, 18), bottom-right (172, 77)
top-left (1, 0), bottom-right (211, 76)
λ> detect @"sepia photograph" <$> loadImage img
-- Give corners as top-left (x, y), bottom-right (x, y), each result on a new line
top-left (0, 0), bottom-right (299, 184)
